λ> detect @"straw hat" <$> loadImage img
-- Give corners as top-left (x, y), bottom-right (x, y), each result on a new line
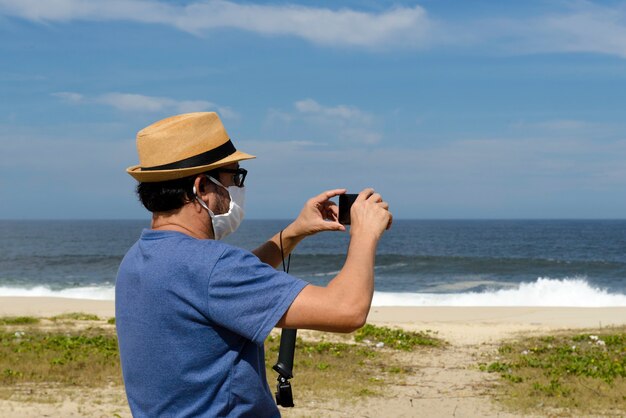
top-left (126, 112), bottom-right (255, 182)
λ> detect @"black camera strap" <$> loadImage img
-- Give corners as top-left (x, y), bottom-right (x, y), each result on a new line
top-left (273, 230), bottom-right (296, 407)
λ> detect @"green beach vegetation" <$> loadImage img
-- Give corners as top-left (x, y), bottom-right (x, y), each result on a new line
top-left (0, 315), bottom-right (443, 405)
top-left (0, 316), bottom-right (40, 325)
top-left (354, 324), bottom-right (444, 351)
top-left (265, 325), bottom-right (444, 400)
top-left (0, 319), bottom-right (120, 390)
top-left (6, 313), bottom-right (625, 415)
top-left (50, 313), bottom-right (101, 322)
top-left (480, 326), bottom-right (626, 416)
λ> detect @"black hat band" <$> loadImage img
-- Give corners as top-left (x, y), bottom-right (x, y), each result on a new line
top-left (141, 140), bottom-right (237, 171)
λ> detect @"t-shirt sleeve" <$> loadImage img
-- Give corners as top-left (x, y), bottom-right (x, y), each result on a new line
top-left (206, 246), bottom-right (308, 345)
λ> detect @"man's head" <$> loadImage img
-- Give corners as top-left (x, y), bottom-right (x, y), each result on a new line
top-left (128, 112), bottom-right (254, 239)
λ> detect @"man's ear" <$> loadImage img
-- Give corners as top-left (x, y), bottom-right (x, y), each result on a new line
top-left (194, 175), bottom-right (207, 195)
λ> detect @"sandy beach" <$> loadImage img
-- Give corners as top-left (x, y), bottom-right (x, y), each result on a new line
top-left (1, 297), bottom-right (625, 417)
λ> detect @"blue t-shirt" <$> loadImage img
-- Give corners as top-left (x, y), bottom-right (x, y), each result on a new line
top-left (115, 229), bottom-right (307, 417)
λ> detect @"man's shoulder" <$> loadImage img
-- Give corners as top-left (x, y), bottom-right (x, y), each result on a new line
top-left (140, 230), bottom-right (256, 263)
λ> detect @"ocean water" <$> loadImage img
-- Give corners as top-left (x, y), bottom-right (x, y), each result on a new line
top-left (1, 219), bottom-right (625, 307)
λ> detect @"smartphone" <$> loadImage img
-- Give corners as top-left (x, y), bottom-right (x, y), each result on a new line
top-left (338, 194), bottom-right (358, 225)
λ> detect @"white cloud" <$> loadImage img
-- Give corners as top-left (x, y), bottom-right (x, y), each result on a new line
top-left (338, 127), bottom-right (382, 145)
top-left (52, 91), bottom-right (84, 103)
top-left (0, 0), bottom-right (432, 48)
top-left (523, 2), bottom-right (626, 57)
top-left (458, 2), bottom-right (626, 58)
top-left (96, 93), bottom-right (228, 115)
top-left (295, 98), bottom-right (371, 122)
top-left (3, 0), bottom-right (626, 56)
top-left (276, 99), bottom-right (382, 144)
top-left (97, 93), bottom-right (175, 112)
top-left (52, 91), bottom-right (237, 118)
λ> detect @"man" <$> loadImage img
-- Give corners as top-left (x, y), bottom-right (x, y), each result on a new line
top-left (116, 112), bottom-right (392, 417)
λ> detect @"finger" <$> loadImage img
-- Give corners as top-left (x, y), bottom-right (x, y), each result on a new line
top-left (312, 188), bottom-right (347, 204)
top-left (356, 188), bottom-right (375, 202)
top-left (367, 193), bottom-right (383, 203)
top-left (324, 211), bottom-right (339, 222)
top-left (320, 220), bottom-right (346, 232)
top-left (386, 212), bottom-right (393, 230)
top-left (378, 201), bottom-right (389, 210)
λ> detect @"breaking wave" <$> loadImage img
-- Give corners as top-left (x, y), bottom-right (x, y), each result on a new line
top-left (372, 277), bottom-right (626, 307)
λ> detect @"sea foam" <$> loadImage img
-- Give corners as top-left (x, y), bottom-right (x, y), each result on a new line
top-left (0, 285), bottom-right (114, 300)
top-left (372, 277), bottom-right (626, 307)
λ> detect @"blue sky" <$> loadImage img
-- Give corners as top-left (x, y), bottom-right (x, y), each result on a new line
top-left (1, 0), bottom-right (626, 219)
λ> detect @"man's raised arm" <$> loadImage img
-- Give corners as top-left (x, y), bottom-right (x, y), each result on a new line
top-left (277, 188), bottom-right (392, 333)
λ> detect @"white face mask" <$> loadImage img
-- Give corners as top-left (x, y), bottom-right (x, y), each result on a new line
top-left (193, 176), bottom-right (245, 240)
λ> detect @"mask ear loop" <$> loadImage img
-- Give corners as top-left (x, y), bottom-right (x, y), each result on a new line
top-left (207, 175), bottom-right (226, 189)
top-left (192, 185), bottom-right (211, 212)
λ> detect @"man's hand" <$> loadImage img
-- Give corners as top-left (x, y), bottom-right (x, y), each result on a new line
top-left (277, 188), bottom-right (392, 333)
top-left (253, 189), bottom-right (347, 268)
top-left (349, 188), bottom-right (393, 240)
top-left (290, 188), bottom-right (347, 237)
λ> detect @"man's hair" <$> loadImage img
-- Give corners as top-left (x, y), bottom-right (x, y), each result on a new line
top-left (136, 170), bottom-right (218, 213)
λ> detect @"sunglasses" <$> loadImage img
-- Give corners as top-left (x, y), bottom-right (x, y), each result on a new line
top-left (216, 167), bottom-right (248, 187)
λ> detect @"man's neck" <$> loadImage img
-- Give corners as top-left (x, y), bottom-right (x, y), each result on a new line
top-left (151, 204), bottom-right (214, 240)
